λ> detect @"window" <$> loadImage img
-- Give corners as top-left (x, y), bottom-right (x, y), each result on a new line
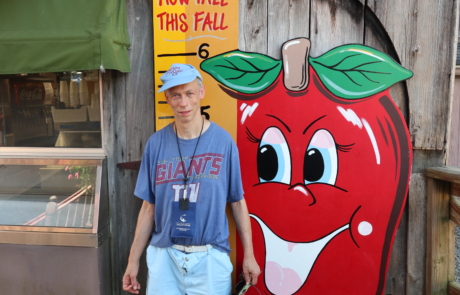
top-left (0, 71), bottom-right (101, 150)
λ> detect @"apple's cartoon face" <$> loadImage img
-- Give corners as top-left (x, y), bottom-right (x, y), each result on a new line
top-left (202, 38), bottom-right (412, 295)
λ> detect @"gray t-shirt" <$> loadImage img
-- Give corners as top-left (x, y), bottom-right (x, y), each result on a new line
top-left (134, 122), bottom-right (244, 253)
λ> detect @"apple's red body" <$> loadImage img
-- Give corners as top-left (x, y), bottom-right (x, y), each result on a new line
top-left (235, 67), bottom-right (411, 295)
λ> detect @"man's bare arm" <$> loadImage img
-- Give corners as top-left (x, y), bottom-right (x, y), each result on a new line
top-left (231, 198), bottom-right (261, 285)
top-left (122, 200), bottom-right (155, 294)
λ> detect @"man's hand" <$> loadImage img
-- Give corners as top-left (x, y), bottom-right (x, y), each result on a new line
top-left (122, 201), bottom-right (155, 294)
top-left (122, 262), bottom-right (141, 294)
top-left (243, 255), bottom-right (261, 286)
top-left (230, 199), bottom-right (261, 286)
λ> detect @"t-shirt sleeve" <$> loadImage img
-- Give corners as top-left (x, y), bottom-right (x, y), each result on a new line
top-left (134, 137), bottom-right (156, 204)
top-left (227, 140), bottom-right (244, 203)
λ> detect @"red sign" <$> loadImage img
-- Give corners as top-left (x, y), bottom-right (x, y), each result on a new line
top-left (12, 82), bottom-right (46, 106)
top-left (201, 38), bottom-right (413, 295)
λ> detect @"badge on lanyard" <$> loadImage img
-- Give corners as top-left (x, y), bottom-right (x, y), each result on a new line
top-left (171, 121), bottom-right (203, 239)
top-left (179, 197), bottom-right (189, 210)
top-left (172, 197), bottom-right (196, 238)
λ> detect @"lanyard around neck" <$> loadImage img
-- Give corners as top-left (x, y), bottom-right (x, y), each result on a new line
top-left (174, 118), bottom-right (204, 200)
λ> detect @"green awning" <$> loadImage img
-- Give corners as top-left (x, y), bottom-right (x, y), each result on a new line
top-left (0, 0), bottom-right (131, 74)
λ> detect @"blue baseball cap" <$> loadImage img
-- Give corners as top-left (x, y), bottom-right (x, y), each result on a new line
top-left (158, 63), bottom-right (202, 93)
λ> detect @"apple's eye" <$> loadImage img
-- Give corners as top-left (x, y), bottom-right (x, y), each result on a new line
top-left (304, 129), bottom-right (338, 185)
top-left (257, 127), bottom-right (291, 184)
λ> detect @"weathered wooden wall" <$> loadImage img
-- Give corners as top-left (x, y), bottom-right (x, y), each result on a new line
top-left (239, 1), bottom-right (458, 295)
top-left (104, 1), bottom-right (154, 294)
top-left (105, 0), bottom-right (458, 294)
top-left (450, 70), bottom-right (460, 167)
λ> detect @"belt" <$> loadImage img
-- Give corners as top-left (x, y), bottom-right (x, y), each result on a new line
top-left (171, 244), bottom-right (212, 253)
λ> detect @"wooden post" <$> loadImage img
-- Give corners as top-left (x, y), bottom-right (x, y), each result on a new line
top-left (426, 177), bottom-right (454, 295)
top-left (407, 173), bottom-right (427, 295)
top-left (104, 1), bottom-right (154, 294)
top-left (449, 69), bottom-right (460, 166)
top-left (426, 167), bottom-right (460, 295)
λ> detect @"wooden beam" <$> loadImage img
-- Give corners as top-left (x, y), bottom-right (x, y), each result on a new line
top-left (364, 5), bottom-right (408, 119)
top-left (239, 0), bottom-right (267, 53)
top-left (105, 1), bottom-right (155, 294)
top-left (426, 177), bottom-right (455, 295)
top-left (406, 174), bottom-right (427, 295)
top-left (449, 282), bottom-right (460, 295)
top-left (309, 0), bottom-right (364, 57)
top-left (450, 195), bottom-right (460, 227)
top-left (266, 0), bottom-right (309, 59)
top-left (449, 75), bottom-right (460, 166)
top-left (426, 167), bottom-right (460, 184)
top-left (453, 183), bottom-right (460, 197)
top-left (367, 0), bottom-right (458, 150)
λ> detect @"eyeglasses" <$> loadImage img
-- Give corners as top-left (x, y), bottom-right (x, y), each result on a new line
top-left (235, 273), bottom-right (263, 295)
top-left (235, 279), bottom-right (251, 295)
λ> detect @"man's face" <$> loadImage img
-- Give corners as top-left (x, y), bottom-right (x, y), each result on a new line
top-left (165, 80), bottom-right (205, 125)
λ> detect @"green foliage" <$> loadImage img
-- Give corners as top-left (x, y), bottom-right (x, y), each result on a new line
top-left (67, 166), bottom-right (96, 193)
top-left (310, 45), bottom-right (413, 99)
top-left (200, 44), bottom-right (413, 99)
top-left (201, 50), bottom-right (282, 94)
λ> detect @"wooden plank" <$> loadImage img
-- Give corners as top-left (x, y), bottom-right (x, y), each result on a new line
top-left (102, 70), bottom-right (123, 295)
top-left (365, 0), bottom-right (375, 11)
top-left (239, 0), bottom-right (267, 53)
top-left (406, 173), bottom-right (427, 295)
top-left (124, 5), bottom-right (155, 277)
top-left (104, 69), bottom-right (130, 295)
top-left (426, 177), bottom-right (455, 295)
top-left (364, 6), bottom-right (408, 119)
top-left (448, 72), bottom-right (460, 166)
top-left (362, 4), bottom-right (409, 294)
top-left (309, 0), bottom-right (365, 57)
top-left (386, 205), bottom-right (408, 295)
top-left (412, 150), bottom-right (446, 174)
top-left (450, 195), bottom-right (460, 228)
top-left (104, 1), bottom-right (155, 294)
top-left (453, 183), bottom-right (460, 197)
top-left (368, 0), bottom-right (458, 150)
top-left (426, 167), bottom-right (460, 184)
top-left (449, 281), bottom-right (460, 295)
top-left (125, 0), bottom-right (155, 163)
top-left (266, 0), bottom-right (310, 59)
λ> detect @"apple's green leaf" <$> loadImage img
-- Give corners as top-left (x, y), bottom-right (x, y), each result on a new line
top-left (310, 45), bottom-right (413, 99)
top-left (200, 51), bottom-right (282, 94)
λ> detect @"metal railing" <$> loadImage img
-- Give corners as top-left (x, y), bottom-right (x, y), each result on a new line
top-left (24, 185), bottom-right (94, 228)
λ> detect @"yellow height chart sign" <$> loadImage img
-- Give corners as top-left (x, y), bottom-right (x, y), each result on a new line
top-left (153, 0), bottom-right (238, 139)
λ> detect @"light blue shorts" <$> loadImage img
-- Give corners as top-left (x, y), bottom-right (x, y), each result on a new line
top-left (146, 245), bottom-right (233, 295)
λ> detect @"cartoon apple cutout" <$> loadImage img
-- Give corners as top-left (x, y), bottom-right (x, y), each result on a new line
top-left (201, 38), bottom-right (413, 295)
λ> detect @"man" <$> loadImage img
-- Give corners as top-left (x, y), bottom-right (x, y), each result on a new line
top-left (122, 63), bottom-right (260, 295)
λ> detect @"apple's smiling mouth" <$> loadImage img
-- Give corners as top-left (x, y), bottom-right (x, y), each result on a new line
top-left (250, 214), bottom-right (349, 295)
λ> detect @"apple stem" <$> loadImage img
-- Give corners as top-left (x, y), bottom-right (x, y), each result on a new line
top-left (282, 38), bottom-right (311, 91)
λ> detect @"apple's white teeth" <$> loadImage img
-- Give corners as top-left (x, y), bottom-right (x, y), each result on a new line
top-left (250, 214), bottom-right (349, 295)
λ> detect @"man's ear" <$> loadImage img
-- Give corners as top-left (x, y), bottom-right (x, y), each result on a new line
top-left (164, 91), bottom-right (170, 104)
top-left (200, 84), bottom-right (206, 100)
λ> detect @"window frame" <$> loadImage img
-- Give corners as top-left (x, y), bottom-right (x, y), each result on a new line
top-left (0, 71), bottom-right (105, 158)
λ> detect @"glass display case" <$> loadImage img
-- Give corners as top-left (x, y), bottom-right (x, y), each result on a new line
top-left (0, 159), bottom-right (110, 295)
top-left (0, 158), bottom-right (108, 245)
